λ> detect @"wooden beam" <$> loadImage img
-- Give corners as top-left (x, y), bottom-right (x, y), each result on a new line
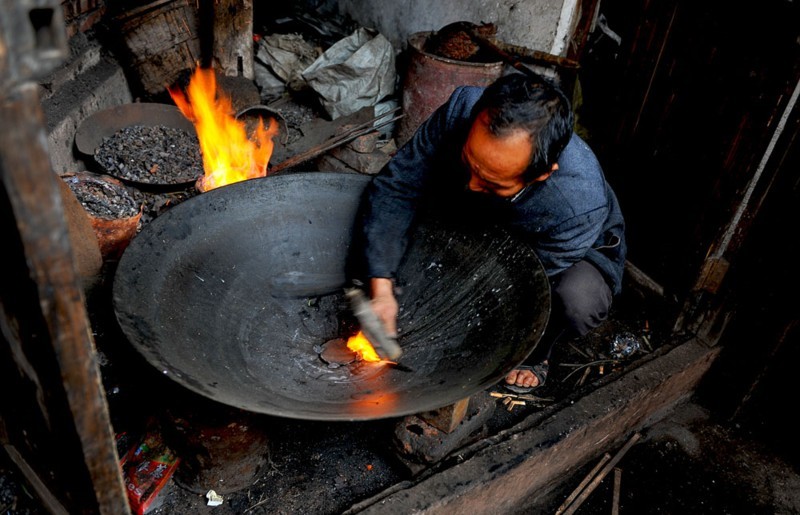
top-left (0, 83), bottom-right (130, 514)
top-left (418, 398), bottom-right (471, 434)
top-left (213, 0), bottom-right (254, 79)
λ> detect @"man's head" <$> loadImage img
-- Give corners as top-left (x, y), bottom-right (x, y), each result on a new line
top-left (462, 73), bottom-right (574, 198)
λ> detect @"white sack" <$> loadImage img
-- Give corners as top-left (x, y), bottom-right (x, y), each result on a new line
top-left (302, 28), bottom-right (396, 120)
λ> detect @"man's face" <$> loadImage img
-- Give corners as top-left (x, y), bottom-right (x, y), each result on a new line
top-left (462, 111), bottom-right (533, 198)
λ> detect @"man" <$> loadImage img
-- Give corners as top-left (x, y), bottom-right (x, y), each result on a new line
top-left (360, 72), bottom-right (626, 391)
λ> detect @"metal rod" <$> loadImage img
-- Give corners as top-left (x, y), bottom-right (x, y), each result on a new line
top-left (326, 106), bottom-right (403, 144)
top-left (270, 113), bottom-right (403, 173)
top-left (465, 29), bottom-right (579, 73)
top-left (303, 106), bottom-right (403, 152)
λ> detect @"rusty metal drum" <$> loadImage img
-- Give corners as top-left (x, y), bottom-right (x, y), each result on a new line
top-left (396, 32), bottom-right (504, 147)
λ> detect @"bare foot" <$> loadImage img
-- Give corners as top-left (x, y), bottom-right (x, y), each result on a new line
top-left (505, 360), bottom-right (549, 389)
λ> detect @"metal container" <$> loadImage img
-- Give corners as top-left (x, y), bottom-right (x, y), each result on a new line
top-left (396, 32), bottom-right (504, 147)
top-left (112, 172), bottom-right (550, 421)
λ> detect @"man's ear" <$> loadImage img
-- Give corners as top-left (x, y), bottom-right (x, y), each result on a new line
top-left (532, 163), bottom-right (558, 183)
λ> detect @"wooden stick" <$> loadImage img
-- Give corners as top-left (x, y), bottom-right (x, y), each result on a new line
top-left (555, 452), bottom-right (612, 515)
top-left (562, 359), bottom-right (618, 382)
top-left (560, 432), bottom-right (641, 515)
top-left (612, 467), bottom-right (622, 515)
top-left (732, 319), bottom-right (796, 420)
top-left (576, 366), bottom-right (592, 387)
top-left (568, 342), bottom-right (592, 359)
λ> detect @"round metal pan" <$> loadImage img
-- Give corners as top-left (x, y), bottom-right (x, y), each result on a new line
top-left (112, 171), bottom-right (550, 421)
top-left (74, 102), bottom-right (200, 190)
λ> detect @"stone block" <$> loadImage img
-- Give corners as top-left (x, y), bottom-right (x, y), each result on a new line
top-left (41, 46), bottom-right (132, 174)
top-left (392, 391), bottom-right (496, 472)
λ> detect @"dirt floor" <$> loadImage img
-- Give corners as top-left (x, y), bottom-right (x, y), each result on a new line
top-left (532, 401), bottom-right (800, 514)
top-left (4, 389), bottom-right (800, 514)
top-left (3, 163), bottom-right (799, 513)
top-left (5, 89), bottom-right (799, 513)
top-left (3, 278), bottom-right (800, 514)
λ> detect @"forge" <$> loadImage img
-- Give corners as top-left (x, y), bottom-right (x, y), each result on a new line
top-left (3, 1), bottom-right (753, 514)
top-left (112, 171), bottom-right (551, 421)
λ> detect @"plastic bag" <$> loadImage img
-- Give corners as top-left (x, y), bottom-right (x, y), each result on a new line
top-left (302, 27), bottom-right (396, 119)
top-left (609, 332), bottom-right (641, 360)
top-left (255, 33), bottom-right (320, 91)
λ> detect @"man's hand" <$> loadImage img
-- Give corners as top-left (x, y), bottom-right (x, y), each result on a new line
top-left (370, 277), bottom-right (398, 337)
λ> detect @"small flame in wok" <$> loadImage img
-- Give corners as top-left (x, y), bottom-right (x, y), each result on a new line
top-left (346, 331), bottom-right (383, 363)
top-left (168, 67), bottom-right (278, 191)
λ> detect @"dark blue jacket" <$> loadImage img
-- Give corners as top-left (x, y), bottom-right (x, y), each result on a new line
top-left (362, 86), bottom-right (627, 294)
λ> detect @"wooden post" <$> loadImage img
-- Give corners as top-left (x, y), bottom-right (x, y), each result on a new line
top-left (612, 467), bottom-right (622, 515)
top-left (418, 397), bottom-right (470, 433)
top-left (0, 83), bottom-right (131, 514)
top-left (213, 0), bottom-right (254, 79)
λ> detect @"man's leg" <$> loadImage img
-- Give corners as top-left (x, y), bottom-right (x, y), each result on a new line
top-left (506, 259), bottom-right (613, 388)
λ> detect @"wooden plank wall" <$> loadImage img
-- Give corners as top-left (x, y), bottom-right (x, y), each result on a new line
top-left (577, 0), bottom-right (800, 300)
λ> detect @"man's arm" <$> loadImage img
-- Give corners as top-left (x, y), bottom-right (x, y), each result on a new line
top-left (363, 86), bottom-right (482, 278)
top-left (360, 114), bottom-right (445, 334)
top-left (369, 277), bottom-right (398, 336)
top-left (361, 86), bottom-right (481, 332)
top-left (362, 103), bottom-right (451, 278)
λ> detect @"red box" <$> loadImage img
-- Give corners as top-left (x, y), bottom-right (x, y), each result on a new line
top-left (119, 430), bottom-right (180, 515)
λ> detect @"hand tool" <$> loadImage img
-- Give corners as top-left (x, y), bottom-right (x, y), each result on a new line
top-left (345, 286), bottom-right (403, 361)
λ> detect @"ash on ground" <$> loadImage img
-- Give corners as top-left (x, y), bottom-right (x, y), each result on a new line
top-left (267, 93), bottom-right (319, 147)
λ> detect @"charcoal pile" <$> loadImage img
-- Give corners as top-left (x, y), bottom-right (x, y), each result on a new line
top-left (94, 125), bottom-right (203, 185)
top-left (62, 173), bottom-right (140, 220)
top-left (130, 188), bottom-right (199, 227)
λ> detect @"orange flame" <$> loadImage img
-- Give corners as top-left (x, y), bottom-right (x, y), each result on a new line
top-left (346, 331), bottom-right (383, 362)
top-left (168, 67), bottom-right (278, 191)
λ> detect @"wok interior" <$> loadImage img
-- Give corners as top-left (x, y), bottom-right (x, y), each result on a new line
top-left (113, 172), bottom-right (550, 420)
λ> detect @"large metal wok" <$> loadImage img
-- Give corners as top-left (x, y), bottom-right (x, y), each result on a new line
top-left (112, 172), bottom-right (550, 420)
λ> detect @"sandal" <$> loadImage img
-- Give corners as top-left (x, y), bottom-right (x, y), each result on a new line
top-left (504, 361), bottom-right (549, 394)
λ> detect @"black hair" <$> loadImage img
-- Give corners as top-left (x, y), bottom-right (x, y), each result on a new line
top-left (471, 72), bottom-right (574, 181)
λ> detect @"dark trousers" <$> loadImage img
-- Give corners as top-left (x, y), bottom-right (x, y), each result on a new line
top-left (530, 259), bottom-right (613, 363)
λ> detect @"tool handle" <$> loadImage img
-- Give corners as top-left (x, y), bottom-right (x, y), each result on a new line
top-left (345, 288), bottom-right (403, 360)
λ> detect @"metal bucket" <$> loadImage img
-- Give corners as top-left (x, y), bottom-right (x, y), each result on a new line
top-left (396, 32), bottom-right (504, 147)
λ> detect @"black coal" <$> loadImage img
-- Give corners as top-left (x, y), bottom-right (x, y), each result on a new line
top-left (94, 124), bottom-right (203, 185)
top-left (62, 174), bottom-right (139, 219)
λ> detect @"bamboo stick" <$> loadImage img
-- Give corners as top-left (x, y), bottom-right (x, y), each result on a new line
top-left (560, 432), bottom-right (641, 515)
top-left (555, 452), bottom-right (612, 515)
top-left (612, 467), bottom-right (622, 515)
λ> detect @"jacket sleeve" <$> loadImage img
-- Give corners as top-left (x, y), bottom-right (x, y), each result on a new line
top-left (361, 87), bottom-right (475, 279)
